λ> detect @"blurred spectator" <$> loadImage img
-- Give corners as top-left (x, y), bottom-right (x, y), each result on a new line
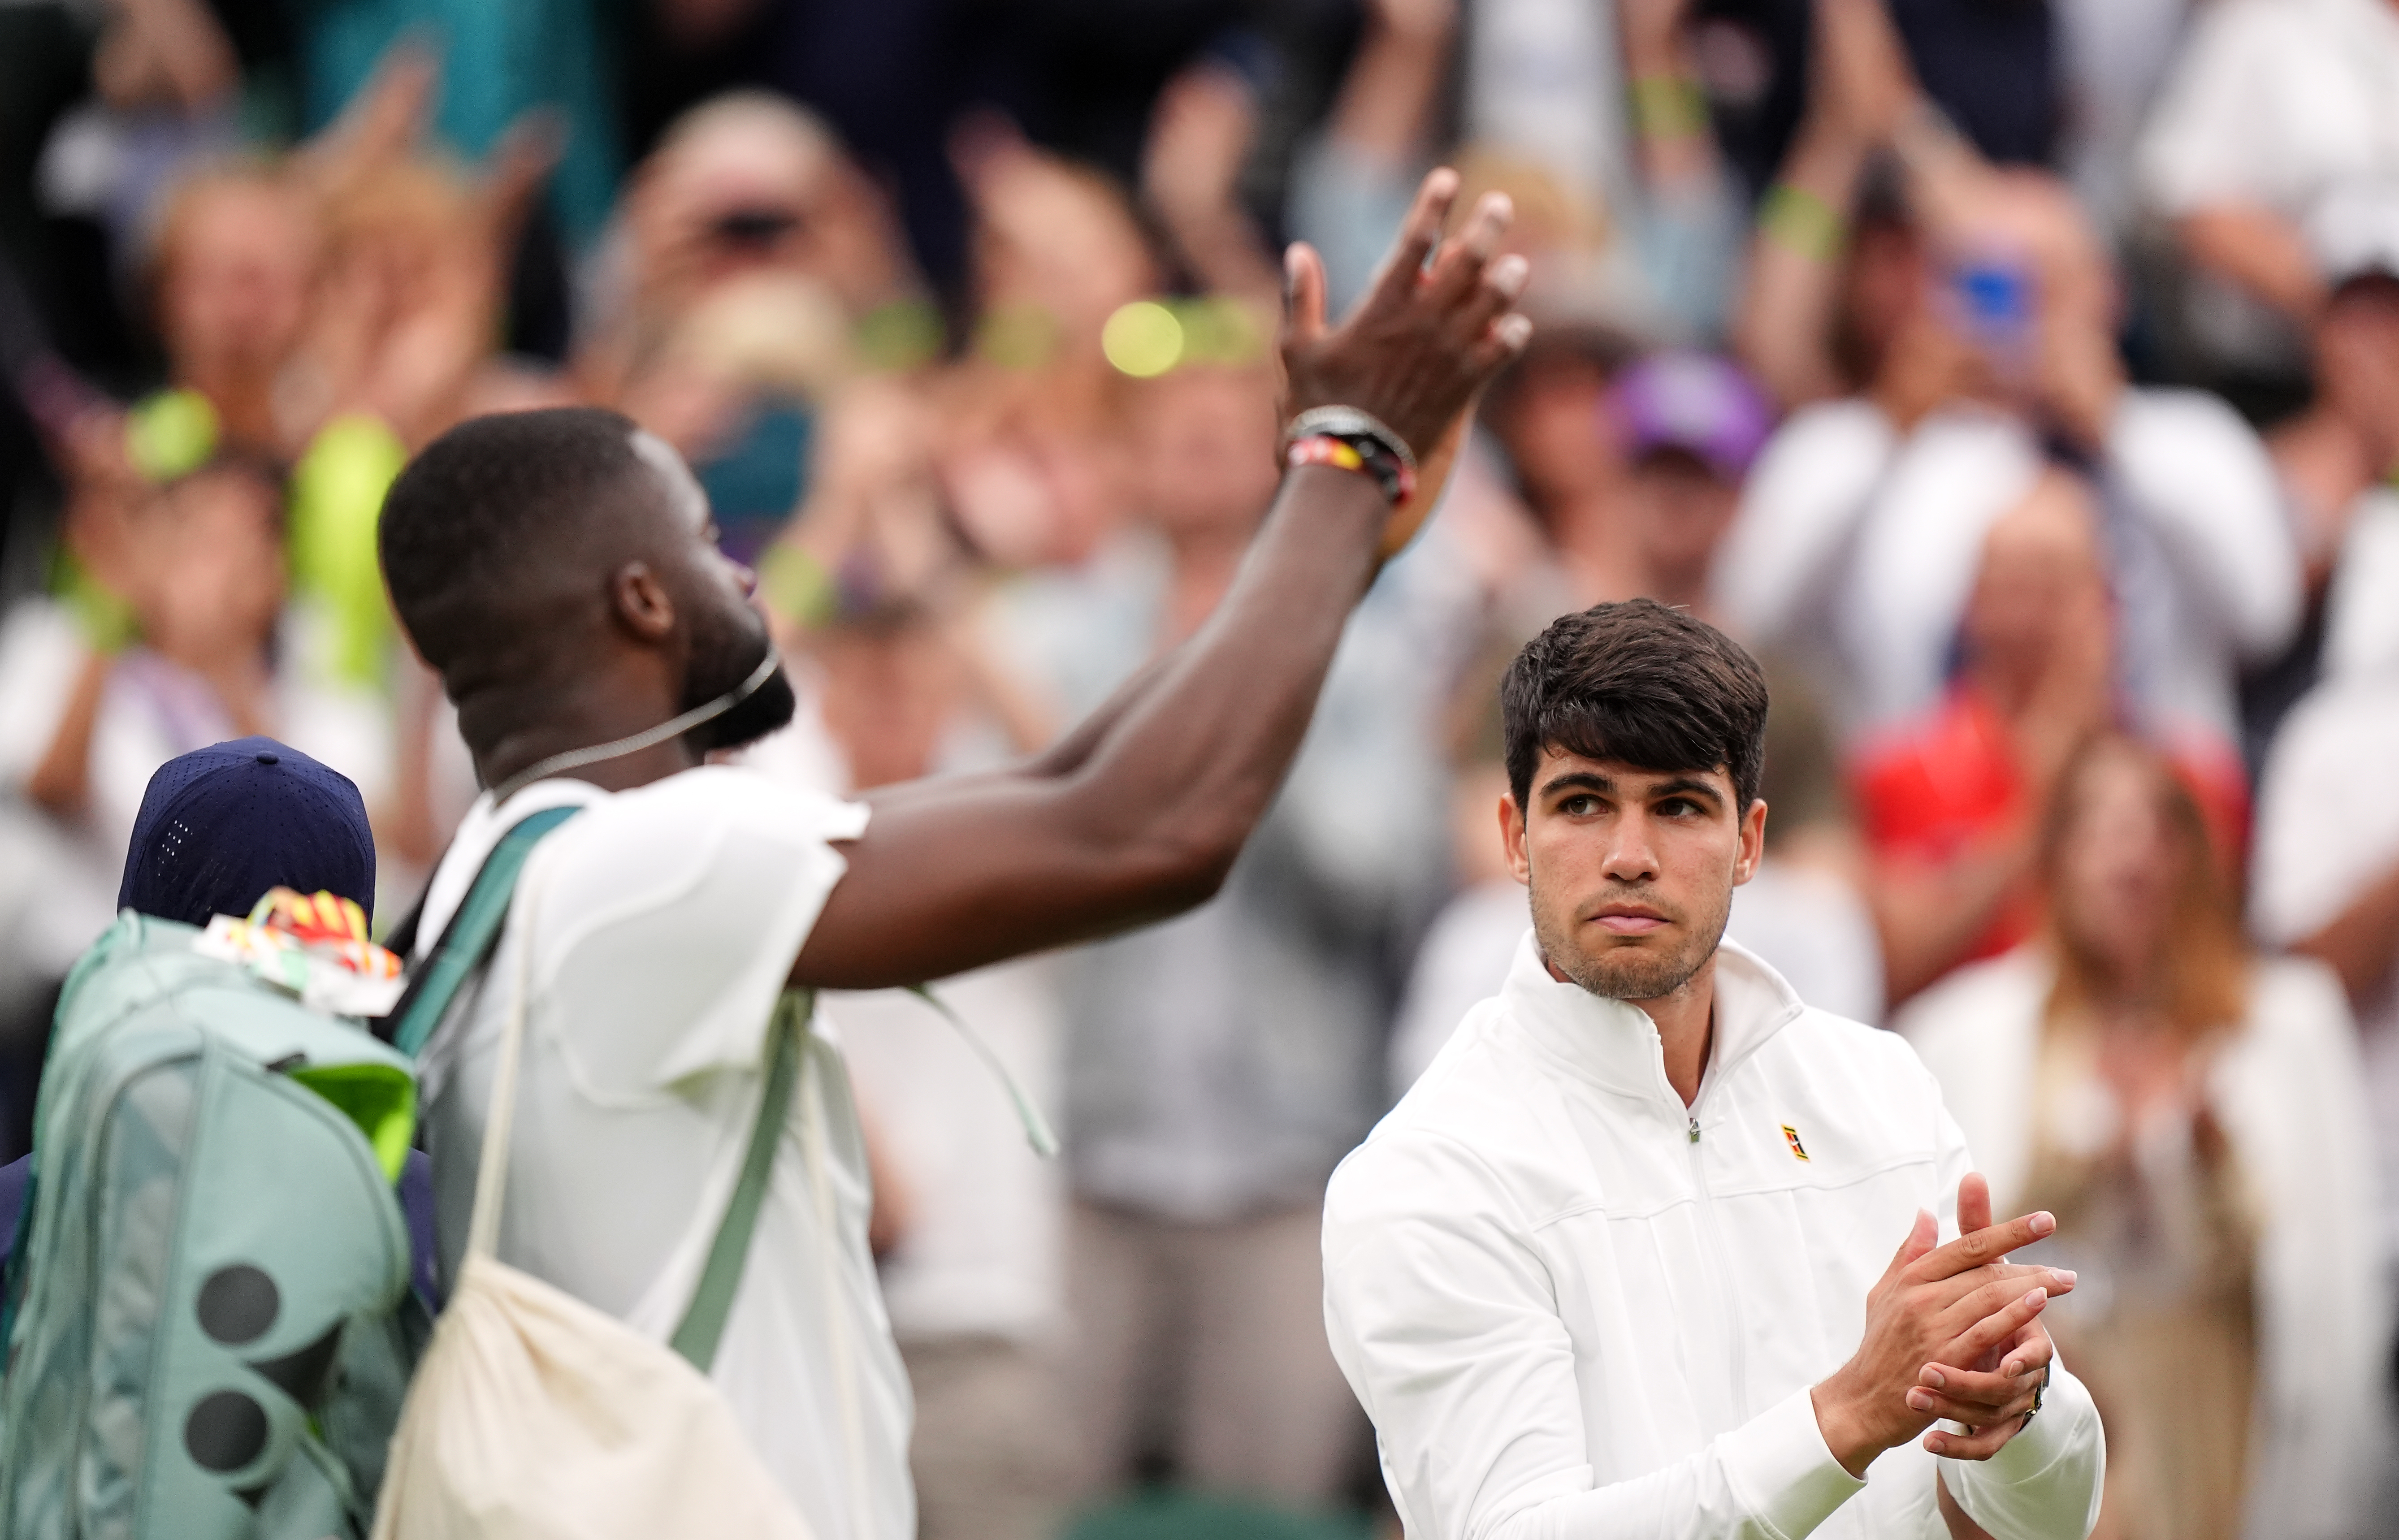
top-left (1462, 0), bottom-right (1744, 338)
top-left (1480, 324), bottom-right (1645, 603)
top-left (799, 598), bottom-right (1075, 1540)
top-left (1607, 349), bottom-right (1774, 615)
top-left (587, 92), bottom-right (927, 386)
top-left (1716, 165), bottom-right (2297, 999)
top-left (2054, 0), bottom-right (2193, 246)
top-left (2252, 477), bottom-right (2399, 1358)
top-left (289, 0), bottom-right (618, 250)
top-left (1905, 735), bottom-right (2389, 1540)
top-left (2243, 193), bottom-right (2399, 764)
top-left (139, 163), bottom-right (318, 454)
top-left (1287, 0), bottom-right (1457, 318)
top-left (977, 359), bottom-right (1464, 1511)
top-left (4, 450), bottom-right (390, 869)
top-left (2138, 0), bottom-right (2399, 386)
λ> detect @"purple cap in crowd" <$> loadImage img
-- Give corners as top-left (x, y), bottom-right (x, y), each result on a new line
top-left (1609, 352), bottom-right (1775, 484)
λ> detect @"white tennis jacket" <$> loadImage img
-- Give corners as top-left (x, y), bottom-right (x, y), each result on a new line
top-left (1323, 936), bottom-right (2105, 1540)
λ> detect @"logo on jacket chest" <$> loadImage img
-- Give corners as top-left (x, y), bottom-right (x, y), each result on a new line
top-left (1781, 1124), bottom-right (1810, 1161)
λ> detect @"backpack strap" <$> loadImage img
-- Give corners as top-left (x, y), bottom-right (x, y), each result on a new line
top-left (383, 805), bottom-right (585, 1058)
top-left (668, 989), bottom-right (810, 1373)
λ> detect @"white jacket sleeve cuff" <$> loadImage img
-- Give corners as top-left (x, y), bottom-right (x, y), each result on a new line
top-left (1937, 1363), bottom-right (2105, 1540)
top-left (1721, 1387), bottom-right (1868, 1539)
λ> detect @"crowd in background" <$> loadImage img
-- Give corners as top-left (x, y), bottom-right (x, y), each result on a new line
top-left (3, 0), bottom-right (2399, 1536)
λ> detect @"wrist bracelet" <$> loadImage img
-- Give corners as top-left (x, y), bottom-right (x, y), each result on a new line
top-left (1287, 433), bottom-right (1416, 506)
top-left (1284, 406), bottom-right (1417, 472)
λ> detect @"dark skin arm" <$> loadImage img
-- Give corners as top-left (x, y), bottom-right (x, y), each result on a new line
top-left (792, 169), bottom-right (1532, 989)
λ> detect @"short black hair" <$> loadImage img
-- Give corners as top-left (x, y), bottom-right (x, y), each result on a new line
top-left (378, 407), bottom-right (649, 671)
top-left (1500, 599), bottom-right (1769, 811)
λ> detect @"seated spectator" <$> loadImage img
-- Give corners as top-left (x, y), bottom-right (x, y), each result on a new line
top-left (1903, 735), bottom-right (2388, 1540)
top-left (2137, 0), bottom-right (2399, 384)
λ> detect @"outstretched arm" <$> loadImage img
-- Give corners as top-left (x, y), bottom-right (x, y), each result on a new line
top-left (793, 169), bottom-right (1531, 989)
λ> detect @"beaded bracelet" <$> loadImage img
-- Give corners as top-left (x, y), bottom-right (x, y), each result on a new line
top-left (1287, 433), bottom-right (1416, 506)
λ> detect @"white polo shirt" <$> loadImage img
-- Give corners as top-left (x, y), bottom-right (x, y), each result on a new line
top-left (413, 767), bottom-right (909, 1540)
top-left (1322, 936), bottom-right (2105, 1540)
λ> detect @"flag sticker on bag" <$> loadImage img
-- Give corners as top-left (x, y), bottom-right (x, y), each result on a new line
top-left (1782, 1124), bottom-right (1810, 1161)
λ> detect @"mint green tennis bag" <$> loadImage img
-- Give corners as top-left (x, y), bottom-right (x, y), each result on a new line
top-left (0, 809), bottom-right (578, 1540)
top-left (0, 909), bottom-right (422, 1539)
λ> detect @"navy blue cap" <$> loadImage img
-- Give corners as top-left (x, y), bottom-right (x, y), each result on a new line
top-left (117, 736), bottom-right (377, 928)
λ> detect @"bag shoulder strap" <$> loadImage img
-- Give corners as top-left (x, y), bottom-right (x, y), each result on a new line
top-left (668, 989), bottom-right (811, 1373)
top-left (385, 805), bottom-right (584, 1057)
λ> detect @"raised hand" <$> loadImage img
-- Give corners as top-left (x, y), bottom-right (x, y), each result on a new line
top-left (1811, 1175), bottom-right (2076, 1476)
top-left (1278, 169), bottom-right (1531, 553)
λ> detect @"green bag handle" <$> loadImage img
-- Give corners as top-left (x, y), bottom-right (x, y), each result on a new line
top-left (386, 806), bottom-right (584, 1059)
top-left (669, 989), bottom-right (811, 1372)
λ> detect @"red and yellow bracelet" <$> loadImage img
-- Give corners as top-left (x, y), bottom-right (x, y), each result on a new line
top-left (1286, 433), bottom-right (1416, 506)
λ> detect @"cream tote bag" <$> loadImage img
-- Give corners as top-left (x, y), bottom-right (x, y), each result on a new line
top-left (370, 862), bottom-right (818, 1540)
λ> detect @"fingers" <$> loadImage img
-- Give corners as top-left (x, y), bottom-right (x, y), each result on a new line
top-left (1467, 312), bottom-right (1535, 374)
top-left (1359, 169), bottom-right (1461, 318)
top-left (1924, 1414), bottom-right (2029, 1461)
top-left (1917, 1330), bottom-right (2051, 1414)
top-left (1906, 1383), bottom-right (2040, 1427)
top-left (1908, 1209), bottom-right (2057, 1282)
top-left (1934, 1274), bottom-right (2067, 1363)
top-left (1883, 1209), bottom-right (1939, 1280)
top-left (1954, 1172), bottom-right (1992, 1238)
top-left (1424, 191), bottom-right (1515, 307)
top-left (1283, 242), bottom-right (1329, 349)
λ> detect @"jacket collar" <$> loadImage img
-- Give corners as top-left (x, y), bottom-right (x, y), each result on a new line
top-left (1498, 930), bottom-right (1808, 1112)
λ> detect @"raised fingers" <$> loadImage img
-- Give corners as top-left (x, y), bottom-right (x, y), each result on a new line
top-left (1908, 1209), bottom-right (2057, 1283)
top-left (1283, 242), bottom-right (1330, 349)
top-left (1423, 191), bottom-right (1515, 308)
top-left (1358, 169), bottom-right (1461, 319)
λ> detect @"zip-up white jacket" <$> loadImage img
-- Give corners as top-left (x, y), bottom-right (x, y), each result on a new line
top-left (1322, 936), bottom-right (2105, 1540)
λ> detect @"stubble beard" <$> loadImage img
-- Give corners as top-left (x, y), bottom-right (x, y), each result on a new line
top-left (1528, 870), bottom-right (1732, 1003)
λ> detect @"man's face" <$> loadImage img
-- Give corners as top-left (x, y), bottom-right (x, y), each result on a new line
top-left (627, 432), bottom-right (796, 749)
top-left (1501, 750), bottom-right (1764, 1002)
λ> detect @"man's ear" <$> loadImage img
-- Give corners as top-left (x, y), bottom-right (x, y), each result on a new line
top-left (1732, 797), bottom-right (1768, 887)
top-left (1500, 791), bottom-right (1532, 885)
top-left (611, 560), bottom-right (676, 643)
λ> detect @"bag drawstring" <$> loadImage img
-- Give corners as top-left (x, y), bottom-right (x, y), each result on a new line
top-left (903, 984), bottom-right (1059, 1159)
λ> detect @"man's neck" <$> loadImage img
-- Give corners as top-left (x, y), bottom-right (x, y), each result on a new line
top-left (1633, 961), bottom-right (1718, 1108)
top-left (1544, 951), bottom-right (1719, 1107)
top-left (464, 672), bottom-right (702, 801)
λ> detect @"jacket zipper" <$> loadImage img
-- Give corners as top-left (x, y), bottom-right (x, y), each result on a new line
top-left (1684, 1105), bottom-right (1752, 1421)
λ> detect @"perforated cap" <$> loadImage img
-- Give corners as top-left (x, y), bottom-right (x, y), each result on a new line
top-left (117, 736), bottom-right (376, 927)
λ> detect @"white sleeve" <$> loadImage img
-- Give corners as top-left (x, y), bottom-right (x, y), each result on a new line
top-left (1708, 404), bottom-right (1895, 650)
top-left (0, 599), bottom-right (89, 790)
top-left (1926, 1097), bottom-right (2107, 1540)
top-left (2110, 391), bottom-right (2300, 662)
top-left (532, 766), bottom-right (870, 1092)
top-left (2251, 683), bottom-right (2399, 947)
top-left (2135, 0), bottom-right (2284, 216)
top-left (1322, 1137), bottom-right (1867, 1540)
